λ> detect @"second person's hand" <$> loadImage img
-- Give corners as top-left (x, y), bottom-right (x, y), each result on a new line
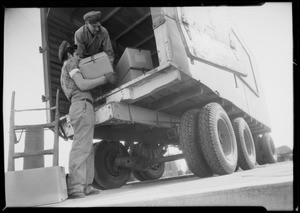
top-left (105, 72), bottom-right (117, 84)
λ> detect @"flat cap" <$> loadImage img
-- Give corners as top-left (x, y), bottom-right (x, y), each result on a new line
top-left (58, 41), bottom-right (77, 63)
top-left (83, 11), bottom-right (101, 23)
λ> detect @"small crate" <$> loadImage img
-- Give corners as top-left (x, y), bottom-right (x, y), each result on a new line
top-left (5, 166), bottom-right (68, 207)
top-left (116, 48), bottom-right (153, 85)
top-left (116, 68), bottom-right (145, 86)
top-left (79, 52), bottom-right (114, 79)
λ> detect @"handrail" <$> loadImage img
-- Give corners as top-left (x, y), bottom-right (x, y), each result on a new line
top-left (14, 106), bottom-right (57, 113)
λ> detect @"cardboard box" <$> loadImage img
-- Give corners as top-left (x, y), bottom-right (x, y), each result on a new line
top-left (116, 48), bottom-right (153, 85)
top-left (117, 69), bottom-right (145, 86)
top-left (79, 52), bottom-right (114, 79)
top-left (5, 166), bottom-right (68, 207)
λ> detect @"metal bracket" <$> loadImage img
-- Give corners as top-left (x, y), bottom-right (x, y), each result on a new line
top-left (39, 46), bottom-right (48, 54)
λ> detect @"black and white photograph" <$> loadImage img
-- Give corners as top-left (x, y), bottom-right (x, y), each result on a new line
top-left (3, 3), bottom-right (295, 210)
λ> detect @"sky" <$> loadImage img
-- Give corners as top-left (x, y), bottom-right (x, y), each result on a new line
top-left (3, 3), bottom-right (293, 172)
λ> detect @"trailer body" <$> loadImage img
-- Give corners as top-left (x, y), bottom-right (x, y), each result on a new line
top-left (41, 7), bottom-right (270, 140)
top-left (40, 7), bottom-right (275, 187)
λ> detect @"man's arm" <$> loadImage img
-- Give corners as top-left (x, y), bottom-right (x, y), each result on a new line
top-left (68, 64), bottom-right (117, 91)
top-left (72, 71), bottom-right (108, 91)
top-left (102, 28), bottom-right (114, 65)
top-left (74, 29), bottom-right (85, 59)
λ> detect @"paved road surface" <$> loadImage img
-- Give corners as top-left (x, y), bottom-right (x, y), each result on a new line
top-left (43, 161), bottom-right (294, 210)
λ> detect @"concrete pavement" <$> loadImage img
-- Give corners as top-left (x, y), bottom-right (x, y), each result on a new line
top-left (42, 161), bottom-right (294, 210)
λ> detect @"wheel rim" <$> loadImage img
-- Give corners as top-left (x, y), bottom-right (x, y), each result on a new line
top-left (270, 137), bottom-right (276, 156)
top-left (93, 141), bottom-right (131, 189)
top-left (104, 150), bottom-right (121, 177)
top-left (150, 164), bottom-right (161, 171)
top-left (244, 129), bottom-right (255, 160)
top-left (218, 117), bottom-right (234, 161)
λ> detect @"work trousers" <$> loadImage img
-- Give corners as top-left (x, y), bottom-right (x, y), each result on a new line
top-left (67, 100), bottom-right (95, 195)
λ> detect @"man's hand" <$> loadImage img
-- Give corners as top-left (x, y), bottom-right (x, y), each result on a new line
top-left (105, 72), bottom-right (117, 84)
top-left (68, 57), bottom-right (80, 70)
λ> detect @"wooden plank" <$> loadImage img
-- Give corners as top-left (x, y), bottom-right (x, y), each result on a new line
top-left (49, 49), bottom-right (61, 63)
top-left (8, 91), bottom-right (15, 171)
top-left (48, 29), bottom-right (71, 43)
top-left (48, 12), bottom-right (73, 32)
top-left (48, 35), bottom-right (69, 47)
top-left (41, 8), bottom-right (52, 123)
top-left (50, 66), bottom-right (62, 76)
top-left (14, 106), bottom-right (57, 113)
top-left (53, 89), bottom-right (60, 166)
top-left (134, 34), bottom-right (154, 49)
top-left (50, 75), bottom-right (61, 85)
top-left (14, 122), bottom-right (56, 130)
top-left (14, 149), bottom-right (54, 159)
top-left (102, 7), bottom-right (123, 23)
top-left (115, 12), bottom-right (151, 41)
top-left (48, 20), bottom-right (73, 36)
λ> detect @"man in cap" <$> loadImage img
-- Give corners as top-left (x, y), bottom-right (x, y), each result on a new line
top-left (58, 40), bottom-right (116, 199)
top-left (74, 10), bottom-right (114, 65)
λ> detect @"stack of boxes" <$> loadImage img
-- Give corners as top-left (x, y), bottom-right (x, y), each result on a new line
top-left (115, 47), bottom-right (153, 86)
top-left (78, 47), bottom-right (154, 88)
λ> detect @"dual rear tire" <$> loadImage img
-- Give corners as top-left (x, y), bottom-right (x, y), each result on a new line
top-left (260, 133), bottom-right (277, 164)
top-left (179, 102), bottom-right (276, 177)
top-left (253, 133), bottom-right (277, 165)
top-left (198, 103), bottom-right (238, 175)
top-left (179, 102), bottom-right (238, 176)
top-left (232, 117), bottom-right (256, 170)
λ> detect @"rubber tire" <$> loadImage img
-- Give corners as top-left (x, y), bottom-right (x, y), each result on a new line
top-left (198, 103), bottom-right (238, 175)
top-left (179, 109), bottom-right (214, 177)
top-left (253, 135), bottom-right (266, 165)
top-left (235, 164), bottom-right (240, 172)
top-left (141, 163), bottom-right (165, 180)
top-left (260, 133), bottom-right (277, 164)
top-left (232, 117), bottom-right (256, 170)
top-left (93, 141), bottom-right (131, 189)
top-left (132, 170), bottom-right (148, 181)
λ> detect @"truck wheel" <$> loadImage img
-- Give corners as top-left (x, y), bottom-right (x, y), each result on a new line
top-left (132, 170), bottom-right (148, 181)
top-left (141, 163), bottom-right (165, 180)
top-left (133, 162), bottom-right (165, 181)
top-left (93, 140), bottom-right (131, 189)
top-left (253, 135), bottom-right (266, 165)
top-left (198, 103), bottom-right (238, 175)
top-left (232, 118), bottom-right (256, 170)
top-left (179, 109), bottom-right (213, 177)
top-left (235, 164), bottom-right (240, 172)
top-left (260, 133), bottom-right (277, 164)
top-left (131, 149), bottom-right (165, 181)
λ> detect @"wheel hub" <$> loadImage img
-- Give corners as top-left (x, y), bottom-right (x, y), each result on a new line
top-left (218, 118), bottom-right (234, 161)
top-left (105, 151), bottom-right (121, 176)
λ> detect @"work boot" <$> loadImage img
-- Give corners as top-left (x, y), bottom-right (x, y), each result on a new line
top-left (68, 191), bottom-right (85, 199)
top-left (84, 185), bottom-right (100, 196)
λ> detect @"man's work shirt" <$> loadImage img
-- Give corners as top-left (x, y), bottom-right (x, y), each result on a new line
top-left (60, 58), bottom-right (93, 103)
top-left (74, 25), bottom-right (114, 65)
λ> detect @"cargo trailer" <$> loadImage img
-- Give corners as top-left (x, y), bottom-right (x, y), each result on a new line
top-left (40, 7), bottom-right (277, 189)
